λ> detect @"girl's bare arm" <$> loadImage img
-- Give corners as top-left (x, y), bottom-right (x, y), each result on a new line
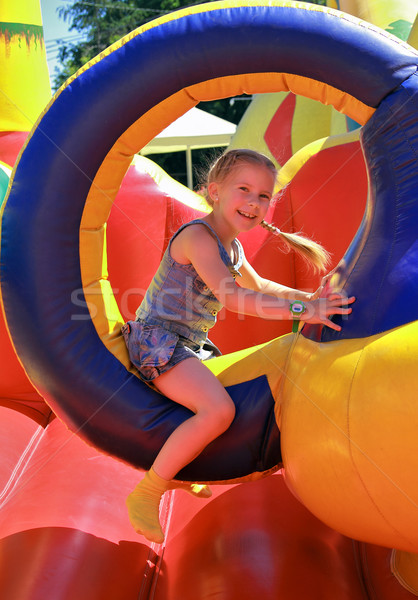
top-left (181, 226), bottom-right (354, 331)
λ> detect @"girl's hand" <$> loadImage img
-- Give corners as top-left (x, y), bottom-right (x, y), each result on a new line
top-left (304, 293), bottom-right (356, 331)
top-left (309, 268), bottom-right (338, 301)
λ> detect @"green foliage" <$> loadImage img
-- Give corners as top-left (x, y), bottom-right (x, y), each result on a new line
top-left (386, 19), bottom-right (413, 42)
top-left (53, 0), bottom-right (330, 185)
top-left (54, 0), bottom-right (206, 90)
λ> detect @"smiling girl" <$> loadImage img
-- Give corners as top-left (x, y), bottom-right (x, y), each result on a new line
top-left (121, 149), bottom-right (355, 543)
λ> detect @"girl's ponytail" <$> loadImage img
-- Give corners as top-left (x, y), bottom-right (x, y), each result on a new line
top-left (260, 220), bottom-right (330, 274)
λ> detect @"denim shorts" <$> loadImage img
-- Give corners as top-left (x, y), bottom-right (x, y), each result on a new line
top-left (121, 320), bottom-right (221, 382)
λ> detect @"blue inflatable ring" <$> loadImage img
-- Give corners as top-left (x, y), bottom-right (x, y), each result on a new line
top-left (1, 1), bottom-right (417, 479)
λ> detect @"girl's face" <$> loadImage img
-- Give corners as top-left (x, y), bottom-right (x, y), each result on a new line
top-left (209, 163), bottom-right (275, 233)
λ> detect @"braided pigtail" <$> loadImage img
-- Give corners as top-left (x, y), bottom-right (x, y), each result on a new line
top-left (260, 220), bottom-right (330, 274)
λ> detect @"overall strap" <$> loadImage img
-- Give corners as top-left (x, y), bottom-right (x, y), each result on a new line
top-left (169, 219), bottom-right (241, 272)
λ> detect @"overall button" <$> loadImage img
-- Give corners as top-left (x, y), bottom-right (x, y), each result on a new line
top-left (211, 310), bottom-right (217, 316)
top-left (203, 285), bottom-right (209, 292)
top-left (202, 326), bottom-right (208, 332)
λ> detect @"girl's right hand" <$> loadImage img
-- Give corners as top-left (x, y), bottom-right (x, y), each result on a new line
top-left (303, 293), bottom-right (356, 331)
top-left (309, 268), bottom-right (338, 301)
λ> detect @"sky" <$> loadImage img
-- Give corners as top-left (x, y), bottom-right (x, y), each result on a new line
top-left (40, 1), bottom-right (85, 84)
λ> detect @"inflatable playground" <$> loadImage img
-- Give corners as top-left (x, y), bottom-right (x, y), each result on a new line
top-left (0, 0), bottom-right (417, 598)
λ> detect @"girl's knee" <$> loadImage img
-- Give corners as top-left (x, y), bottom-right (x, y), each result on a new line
top-left (210, 396), bottom-right (236, 429)
top-left (223, 398), bottom-right (236, 425)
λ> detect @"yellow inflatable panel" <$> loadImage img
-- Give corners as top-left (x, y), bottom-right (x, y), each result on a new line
top-left (281, 320), bottom-right (418, 552)
top-left (408, 13), bottom-right (418, 50)
top-left (230, 92), bottom-right (348, 168)
top-left (0, 0), bottom-right (50, 132)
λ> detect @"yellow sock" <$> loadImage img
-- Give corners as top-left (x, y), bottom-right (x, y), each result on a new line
top-left (126, 468), bottom-right (168, 543)
top-left (126, 470), bottom-right (212, 543)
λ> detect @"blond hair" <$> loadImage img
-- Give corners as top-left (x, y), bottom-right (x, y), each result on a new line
top-left (201, 149), bottom-right (330, 274)
top-left (260, 220), bottom-right (330, 274)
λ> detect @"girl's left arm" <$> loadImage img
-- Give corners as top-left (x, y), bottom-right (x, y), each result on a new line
top-left (238, 254), bottom-right (313, 301)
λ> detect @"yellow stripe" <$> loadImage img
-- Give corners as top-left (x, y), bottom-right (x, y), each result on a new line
top-left (124, 0), bottom-right (365, 37)
top-left (282, 320), bottom-right (418, 548)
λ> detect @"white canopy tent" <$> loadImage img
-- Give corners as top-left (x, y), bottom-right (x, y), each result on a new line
top-left (140, 107), bottom-right (237, 188)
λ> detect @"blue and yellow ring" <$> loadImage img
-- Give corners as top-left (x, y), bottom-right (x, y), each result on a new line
top-left (0, 1), bottom-right (417, 479)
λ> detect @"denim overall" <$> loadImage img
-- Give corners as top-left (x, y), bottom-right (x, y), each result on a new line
top-left (122, 219), bottom-right (243, 381)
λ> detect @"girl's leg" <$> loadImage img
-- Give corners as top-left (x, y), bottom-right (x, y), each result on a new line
top-left (126, 358), bottom-right (235, 542)
top-left (152, 357), bottom-right (236, 479)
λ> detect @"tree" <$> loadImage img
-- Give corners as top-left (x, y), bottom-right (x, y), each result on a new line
top-left (54, 0), bottom-right (252, 185)
top-left (53, 0), bottom-right (326, 186)
top-left (55, 0), bottom-right (209, 90)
